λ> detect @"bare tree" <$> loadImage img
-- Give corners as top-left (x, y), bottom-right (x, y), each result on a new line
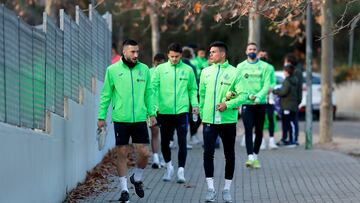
top-left (248, 0), bottom-right (261, 47)
top-left (319, 0), bottom-right (334, 144)
top-left (147, 3), bottom-right (160, 57)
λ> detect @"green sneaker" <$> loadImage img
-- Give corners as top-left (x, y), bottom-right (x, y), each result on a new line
top-left (252, 159), bottom-right (261, 169)
top-left (245, 160), bottom-right (253, 168)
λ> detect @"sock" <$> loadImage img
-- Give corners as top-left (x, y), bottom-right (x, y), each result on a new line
top-left (119, 176), bottom-right (128, 192)
top-left (134, 168), bottom-right (144, 182)
top-left (269, 137), bottom-right (275, 143)
top-left (153, 153), bottom-right (159, 163)
top-left (224, 179), bottom-right (232, 191)
top-left (248, 154), bottom-right (254, 161)
top-left (206, 177), bottom-right (214, 190)
top-left (253, 153), bottom-right (258, 160)
top-left (166, 161), bottom-right (173, 168)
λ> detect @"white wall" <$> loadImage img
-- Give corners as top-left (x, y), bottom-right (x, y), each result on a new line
top-left (335, 81), bottom-right (360, 119)
top-left (0, 81), bottom-right (115, 203)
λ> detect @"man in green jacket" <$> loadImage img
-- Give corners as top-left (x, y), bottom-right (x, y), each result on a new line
top-left (149, 53), bottom-right (166, 169)
top-left (236, 42), bottom-right (271, 169)
top-left (152, 43), bottom-right (199, 184)
top-left (191, 47), bottom-right (208, 82)
top-left (258, 50), bottom-right (278, 150)
top-left (97, 39), bottom-right (156, 202)
top-left (199, 41), bottom-right (248, 202)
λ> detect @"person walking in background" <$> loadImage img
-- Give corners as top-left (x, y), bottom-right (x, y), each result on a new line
top-left (273, 64), bottom-right (299, 147)
top-left (151, 43), bottom-right (199, 183)
top-left (149, 53), bottom-right (166, 169)
top-left (111, 43), bottom-right (121, 64)
top-left (199, 41), bottom-right (248, 202)
top-left (282, 53), bottom-right (303, 146)
top-left (183, 47), bottom-right (202, 147)
top-left (258, 50), bottom-right (278, 150)
top-left (97, 39), bottom-right (156, 202)
top-left (236, 42), bottom-right (271, 169)
top-left (191, 46), bottom-right (208, 82)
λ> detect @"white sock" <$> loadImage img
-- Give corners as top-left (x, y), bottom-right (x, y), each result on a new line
top-left (166, 161), bottom-right (173, 168)
top-left (119, 176), bottom-right (128, 192)
top-left (224, 179), bottom-right (232, 191)
top-left (134, 168), bottom-right (144, 182)
top-left (206, 177), bottom-right (214, 190)
top-left (253, 153), bottom-right (258, 160)
top-left (248, 154), bottom-right (254, 161)
top-left (153, 153), bottom-right (159, 162)
top-left (269, 137), bottom-right (275, 143)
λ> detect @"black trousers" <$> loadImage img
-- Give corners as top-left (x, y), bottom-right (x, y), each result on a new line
top-left (241, 105), bottom-right (266, 155)
top-left (265, 104), bottom-right (275, 137)
top-left (158, 113), bottom-right (188, 167)
top-left (281, 110), bottom-right (296, 144)
top-left (203, 123), bottom-right (236, 180)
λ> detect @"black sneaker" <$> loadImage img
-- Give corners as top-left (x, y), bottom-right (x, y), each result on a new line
top-left (152, 163), bottom-right (160, 169)
top-left (276, 140), bottom-right (288, 146)
top-left (130, 174), bottom-right (145, 198)
top-left (119, 190), bottom-right (129, 202)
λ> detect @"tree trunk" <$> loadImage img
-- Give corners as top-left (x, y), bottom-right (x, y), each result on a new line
top-left (148, 5), bottom-right (160, 58)
top-left (348, 16), bottom-right (360, 68)
top-left (319, 0), bottom-right (334, 144)
top-left (248, 0), bottom-right (260, 49)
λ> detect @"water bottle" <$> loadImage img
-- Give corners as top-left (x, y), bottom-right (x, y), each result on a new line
top-left (192, 113), bottom-right (198, 122)
top-left (215, 110), bottom-right (221, 124)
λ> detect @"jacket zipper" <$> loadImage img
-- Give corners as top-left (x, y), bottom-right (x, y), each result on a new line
top-left (130, 69), bottom-right (135, 122)
top-left (174, 65), bottom-right (177, 114)
top-left (213, 65), bottom-right (220, 123)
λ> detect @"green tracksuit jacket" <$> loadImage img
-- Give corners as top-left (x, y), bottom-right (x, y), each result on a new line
top-left (98, 59), bottom-right (155, 122)
top-left (191, 56), bottom-right (209, 81)
top-left (236, 59), bottom-right (271, 105)
top-left (199, 61), bottom-right (248, 124)
top-left (151, 60), bottom-right (198, 115)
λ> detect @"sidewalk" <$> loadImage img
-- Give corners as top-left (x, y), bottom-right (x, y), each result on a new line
top-left (78, 139), bottom-right (360, 203)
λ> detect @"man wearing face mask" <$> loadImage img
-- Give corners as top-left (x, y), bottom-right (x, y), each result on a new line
top-left (236, 42), bottom-right (271, 169)
top-left (257, 50), bottom-right (278, 150)
top-left (151, 42), bottom-right (199, 184)
top-left (97, 39), bottom-right (156, 202)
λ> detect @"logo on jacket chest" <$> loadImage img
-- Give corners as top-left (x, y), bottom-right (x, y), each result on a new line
top-left (220, 74), bottom-right (231, 86)
top-left (179, 70), bottom-right (188, 81)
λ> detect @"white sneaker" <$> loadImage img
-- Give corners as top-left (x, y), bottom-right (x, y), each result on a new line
top-left (260, 138), bottom-right (266, 150)
top-left (268, 137), bottom-right (279, 150)
top-left (163, 164), bottom-right (174, 181)
top-left (187, 143), bottom-right (193, 149)
top-left (190, 135), bottom-right (200, 145)
top-left (177, 167), bottom-right (186, 183)
top-left (240, 135), bottom-right (245, 147)
top-left (159, 154), bottom-right (166, 167)
top-left (169, 141), bottom-right (177, 149)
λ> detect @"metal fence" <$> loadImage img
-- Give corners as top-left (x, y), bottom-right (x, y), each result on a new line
top-left (0, 5), bottom-right (112, 130)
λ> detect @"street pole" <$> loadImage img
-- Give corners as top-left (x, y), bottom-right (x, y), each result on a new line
top-left (305, 0), bottom-right (313, 149)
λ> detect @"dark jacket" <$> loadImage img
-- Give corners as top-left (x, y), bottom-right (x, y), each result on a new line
top-left (273, 75), bottom-right (298, 112)
top-left (294, 64), bottom-right (303, 105)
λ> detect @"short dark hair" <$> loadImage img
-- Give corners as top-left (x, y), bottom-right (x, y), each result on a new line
top-left (209, 41), bottom-right (228, 53)
top-left (247, 42), bottom-right (257, 47)
top-left (284, 64), bottom-right (295, 75)
top-left (153, 53), bottom-right (166, 62)
top-left (284, 53), bottom-right (298, 66)
top-left (167, 43), bottom-right (182, 53)
top-left (182, 49), bottom-right (193, 59)
top-left (197, 47), bottom-right (206, 52)
top-left (122, 39), bottom-right (138, 47)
